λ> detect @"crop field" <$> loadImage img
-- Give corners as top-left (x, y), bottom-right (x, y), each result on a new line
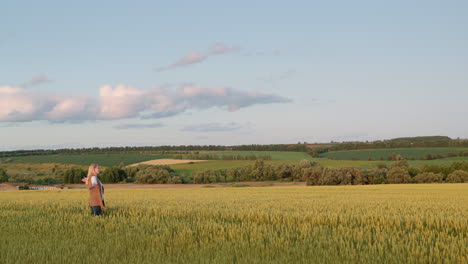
top-left (171, 160), bottom-right (297, 177)
top-left (6, 153), bottom-right (172, 167)
top-left (314, 156), bottom-right (468, 169)
top-left (201, 151), bottom-right (313, 161)
top-left (0, 163), bottom-right (86, 175)
top-left (1, 184), bottom-right (466, 263)
top-left (320, 148), bottom-right (468, 160)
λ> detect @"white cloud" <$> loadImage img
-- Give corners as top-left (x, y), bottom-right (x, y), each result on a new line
top-left (0, 84), bottom-right (291, 123)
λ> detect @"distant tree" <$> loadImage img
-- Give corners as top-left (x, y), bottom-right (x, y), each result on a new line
top-left (62, 168), bottom-right (86, 184)
top-left (387, 167), bottom-right (411, 184)
top-left (100, 167), bottom-right (127, 183)
top-left (276, 163), bottom-right (293, 181)
top-left (391, 160), bottom-right (410, 170)
top-left (304, 167), bottom-right (323, 186)
top-left (363, 168), bottom-right (387, 184)
top-left (0, 168), bottom-right (8, 183)
top-left (335, 167), bottom-right (362, 185)
top-left (318, 168), bottom-right (341, 185)
top-left (407, 167), bottom-right (421, 177)
top-left (375, 163), bottom-right (388, 169)
top-left (414, 172), bottom-right (443, 183)
top-left (135, 166), bottom-right (178, 184)
top-left (446, 170), bottom-right (468, 183)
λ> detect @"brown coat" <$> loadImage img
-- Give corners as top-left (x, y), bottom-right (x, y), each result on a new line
top-left (87, 176), bottom-right (105, 208)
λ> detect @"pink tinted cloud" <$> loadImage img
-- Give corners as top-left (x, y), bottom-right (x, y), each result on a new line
top-left (154, 43), bottom-right (240, 72)
top-left (0, 84), bottom-right (290, 123)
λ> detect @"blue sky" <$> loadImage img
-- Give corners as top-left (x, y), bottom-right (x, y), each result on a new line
top-left (1, 0), bottom-right (467, 150)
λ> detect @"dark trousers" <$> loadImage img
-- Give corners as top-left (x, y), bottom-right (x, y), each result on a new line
top-left (90, 206), bottom-right (102, 216)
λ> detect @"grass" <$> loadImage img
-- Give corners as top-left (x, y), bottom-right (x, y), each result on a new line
top-left (321, 147), bottom-right (468, 160)
top-left (0, 184), bottom-right (466, 263)
top-left (0, 163), bottom-right (87, 181)
top-left (6, 153), bottom-right (171, 167)
top-left (171, 160), bottom-right (303, 176)
top-left (200, 151), bottom-right (314, 161)
top-left (313, 156), bottom-right (468, 169)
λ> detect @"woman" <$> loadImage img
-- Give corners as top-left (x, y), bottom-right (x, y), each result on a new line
top-left (85, 164), bottom-right (105, 216)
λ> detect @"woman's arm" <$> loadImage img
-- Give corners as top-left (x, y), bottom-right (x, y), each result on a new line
top-left (89, 176), bottom-right (98, 190)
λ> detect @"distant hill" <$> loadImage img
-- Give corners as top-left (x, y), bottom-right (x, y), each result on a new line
top-left (387, 136), bottom-right (451, 143)
top-left (325, 136), bottom-right (468, 151)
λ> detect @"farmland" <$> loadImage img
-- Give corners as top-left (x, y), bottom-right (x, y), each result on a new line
top-left (5, 153), bottom-right (171, 167)
top-left (3, 149), bottom-right (468, 183)
top-left (1, 151), bottom-right (315, 180)
top-left (320, 147), bottom-right (468, 160)
top-left (1, 184), bottom-right (466, 263)
top-left (314, 156), bottom-right (468, 168)
top-left (200, 151), bottom-right (314, 161)
top-left (170, 159), bottom-right (307, 177)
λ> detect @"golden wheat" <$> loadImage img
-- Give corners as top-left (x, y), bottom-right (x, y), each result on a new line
top-left (0, 184), bottom-right (466, 263)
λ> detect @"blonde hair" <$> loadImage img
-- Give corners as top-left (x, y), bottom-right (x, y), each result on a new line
top-left (85, 164), bottom-right (99, 185)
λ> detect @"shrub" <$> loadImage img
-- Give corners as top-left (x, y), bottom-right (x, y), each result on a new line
top-left (62, 168), bottom-right (86, 184)
top-left (339, 167), bottom-right (363, 185)
top-left (414, 172), bottom-right (443, 183)
top-left (375, 163), bottom-right (387, 169)
top-left (318, 168), bottom-right (341, 185)
top-left (135, 166), bottom-right (178, 184)
top-left (276, 163), bottom-right (293, 181)
top-left (387, 167), bottom-right (411, 184)
top-left (0, 168), bottom-right (8, 183)
top-left (445, 170), bottom-right (468, 183)
top-left (391, 160), bottom-right (410, 170)
top-left (100, 167), bottom-right (127, 183)
top-left (407, 167), bottom-right (421, 177)
top-left (304, 167), bottom-right (323, 186)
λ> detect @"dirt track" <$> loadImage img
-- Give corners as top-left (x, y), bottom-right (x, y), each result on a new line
top-left (128, 159), bottom-right (208, 167)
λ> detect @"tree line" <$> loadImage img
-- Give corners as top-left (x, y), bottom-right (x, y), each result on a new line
top-left (61, 165), bottom-right (178, 184)
top-left (305, 161), bottom-right (468, 185)
top-left (6, 160), bottom-right (468, 185)
top-left (0, 145), bottom-right (228, 158)
top-left (323, 136), bottom-right (468, 152)
top-left (189, 160), bottom-right (468, 185)
top-left (0, 144), bottom-right (308, 159)
top-left (3, 136), bottom-right (467, 159)
top-left (231, 144), bottom-right (308, 152)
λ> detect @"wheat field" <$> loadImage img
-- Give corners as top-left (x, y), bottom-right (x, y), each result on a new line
top-left (0, 184), bottom-right (467, 263)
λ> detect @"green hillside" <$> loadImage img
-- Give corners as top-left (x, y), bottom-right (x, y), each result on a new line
top-left (320, 148), bottom-right (468, 160)
top-left (6, 153), bottom-right (171, 167)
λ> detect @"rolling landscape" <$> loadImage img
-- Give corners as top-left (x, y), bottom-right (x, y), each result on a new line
top-left (1, 137), bottom-right (468, 263)
top-left (1, 137), bottom-right (467, 263)
top-left (2, 1), bottom-right (467, 263)
top-left (1, 136), bottom-right (468, 186)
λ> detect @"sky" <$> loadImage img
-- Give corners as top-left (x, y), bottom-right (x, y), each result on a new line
top-left (1, 0), bottom-right (467, 150)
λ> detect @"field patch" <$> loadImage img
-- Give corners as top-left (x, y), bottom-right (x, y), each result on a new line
top-left (170, 160), bottom-right (301, 176)
top-left (321, 147), bottom-right (468, 160)
top-left (128, 159), bottom-right (208, 166)
top-left (5, 153), bottom-right (171, 167)
top-left (200, 150), bottom-right (313, 161)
